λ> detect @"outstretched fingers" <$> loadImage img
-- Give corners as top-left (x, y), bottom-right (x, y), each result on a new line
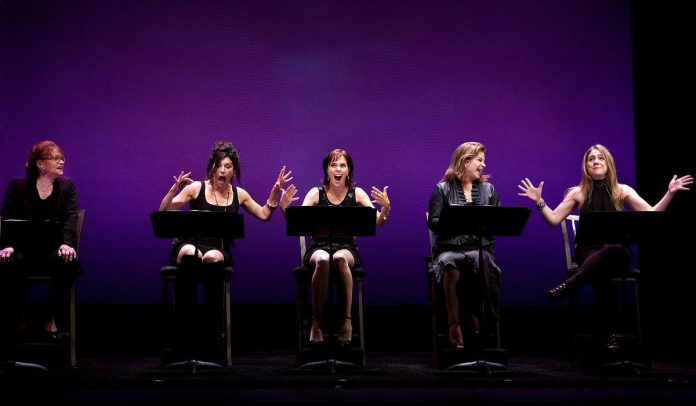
top-left (370, 185), bottom-right (390, 206)
top-left (174, 171), bottom-right (192, 190)
top-left (280, 184), bottom-right (299, 209)
top-left (276, 166), bottom-right (294, 189)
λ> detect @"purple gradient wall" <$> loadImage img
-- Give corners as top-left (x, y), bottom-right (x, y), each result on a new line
top-left (0, 0), bottom-right (634, 305)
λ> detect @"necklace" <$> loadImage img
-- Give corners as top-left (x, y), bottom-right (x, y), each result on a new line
top-left (212, 182), bottom-right (230, 249)
top-left (212, 183), bottom-right (230, 209)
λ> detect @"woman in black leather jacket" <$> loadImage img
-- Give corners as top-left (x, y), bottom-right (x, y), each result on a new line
top-left (428, 141), bottom-right (501, 349)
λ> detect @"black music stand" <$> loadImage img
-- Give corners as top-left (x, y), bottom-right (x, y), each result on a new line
top-left (575, 211), bottom-right (671, 375)
top-left (436, 205), bottom-right (531, 374)
top-left (286, 206), bottom-right (376, 372)
top-left (1, 219), bottom-right (62, 373)
top-left (150, 210), bottom-right (244, 372)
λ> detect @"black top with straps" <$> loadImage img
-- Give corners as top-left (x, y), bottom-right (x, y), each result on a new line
top-left (170, 181), bottom-right (239, 264)
top-left (303, 186), bottom-right (361, 267)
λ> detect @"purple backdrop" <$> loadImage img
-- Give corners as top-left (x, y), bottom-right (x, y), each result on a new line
top-left (0, 0), bottom-right (634, 305)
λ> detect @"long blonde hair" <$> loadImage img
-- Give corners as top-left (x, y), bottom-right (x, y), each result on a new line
top-left (577, 144), bottom-right (623, 211)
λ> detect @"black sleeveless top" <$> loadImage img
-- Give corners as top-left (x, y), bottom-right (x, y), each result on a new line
top-left (574, 179), bottom-right (618, 259)
top-left (171, 182), bottom-right (239, 262)
top-left (311, 186), bottom-right (358, 246)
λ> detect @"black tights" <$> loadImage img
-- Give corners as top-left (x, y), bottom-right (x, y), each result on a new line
top-left (0, 252), bottom-right (78, 334)
top-left (173, 259), bottom-right (226, 356)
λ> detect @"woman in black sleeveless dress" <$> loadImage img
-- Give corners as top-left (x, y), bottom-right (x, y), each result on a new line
top-left (288, 148), bottom-right (390, 348)
top-left (159, 141), bottom-right (293, 350)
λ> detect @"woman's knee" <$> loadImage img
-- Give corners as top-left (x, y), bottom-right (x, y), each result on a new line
top-left (311, 251), bottom-right (330, 268)
top-left (202, 250), bottom-right (224, 263)
top-left (332, 251), bottom-right (354, 268)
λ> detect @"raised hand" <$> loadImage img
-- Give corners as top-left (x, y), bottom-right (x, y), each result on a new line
top-left (517, 178), bottom-right (544, 202)
top-left (173, 171), bottom-right (193, 191)
top-left (274, 166), bottom-right (294, 191)
top-left (280, 184), bottom-right (299, 210)
top-left (668, 174), bottom-right (693, 193)
top-left (370, 186), bottom-right (390, 210)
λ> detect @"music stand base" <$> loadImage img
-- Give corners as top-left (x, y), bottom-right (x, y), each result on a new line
top-left (600, 359), bottom-right (644, 376)
top-left (297, 358), bottom-right (362, 373)
top-left (446, 359), bottom-right (507, 374)
top-left (162, 359), bottom-right (226, 374)
top-left (2, 360), bottom-right (49, 372)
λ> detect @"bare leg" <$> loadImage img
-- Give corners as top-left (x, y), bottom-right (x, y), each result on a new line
top-left (177, 244), bottom-right (203, 263)
top-left (334, 250), bottom-right (355, 343)
top-left (443, 266), bottom-right (463, 348)
top-left (309, 250), bottom-right (330, 343)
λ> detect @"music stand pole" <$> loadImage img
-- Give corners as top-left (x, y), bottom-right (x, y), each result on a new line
top-left (150, 211), bottom-right (244, 373)
top-left (436, 206), bottom-right (531, 374)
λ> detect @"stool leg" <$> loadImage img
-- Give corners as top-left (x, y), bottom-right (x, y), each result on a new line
top-left (224, 278), bottom-right (232, 368)
top-left (295, 277), bottom-right (306, 352)
top-left (69, 282), bottom-right (77, 368)
top-left (357, 278), bottom-right (365, 367)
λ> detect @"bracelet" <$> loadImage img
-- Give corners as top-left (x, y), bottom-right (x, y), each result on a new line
top-left (535, 201), bottom-right (546, 211)
top-left (380, 212), bottom-right (388, 221)
top-left (266, 199), bottom-right (279, 209)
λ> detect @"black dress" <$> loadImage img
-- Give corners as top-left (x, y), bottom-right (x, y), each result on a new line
top-left (169, 182), bottom-right (239, 265)
top-left (302, 186), bottom-right (362, 268)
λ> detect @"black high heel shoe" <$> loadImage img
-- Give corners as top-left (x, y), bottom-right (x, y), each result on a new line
top-left (547, 282), bottom-right (568, 302)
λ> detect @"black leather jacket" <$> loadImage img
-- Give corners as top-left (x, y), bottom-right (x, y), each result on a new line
top-left (427, 179), bottom-right (500, 255)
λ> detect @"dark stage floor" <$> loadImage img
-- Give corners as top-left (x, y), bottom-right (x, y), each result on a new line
top-left (3, 350), bottom-right (696, 405)
top-left (3, 304), bottom-right (696, 404)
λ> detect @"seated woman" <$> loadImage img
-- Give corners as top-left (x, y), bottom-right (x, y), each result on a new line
top-left (282, 148), bottom-right (390, 348)
top-left (428, 141), bottom-right (501, 350)
top-left (518, 143), bottom-right (692, 349)
top-left (158, 141), bottom-right (292, 353)
top-left (1, 140), bottom-right (79, 339)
